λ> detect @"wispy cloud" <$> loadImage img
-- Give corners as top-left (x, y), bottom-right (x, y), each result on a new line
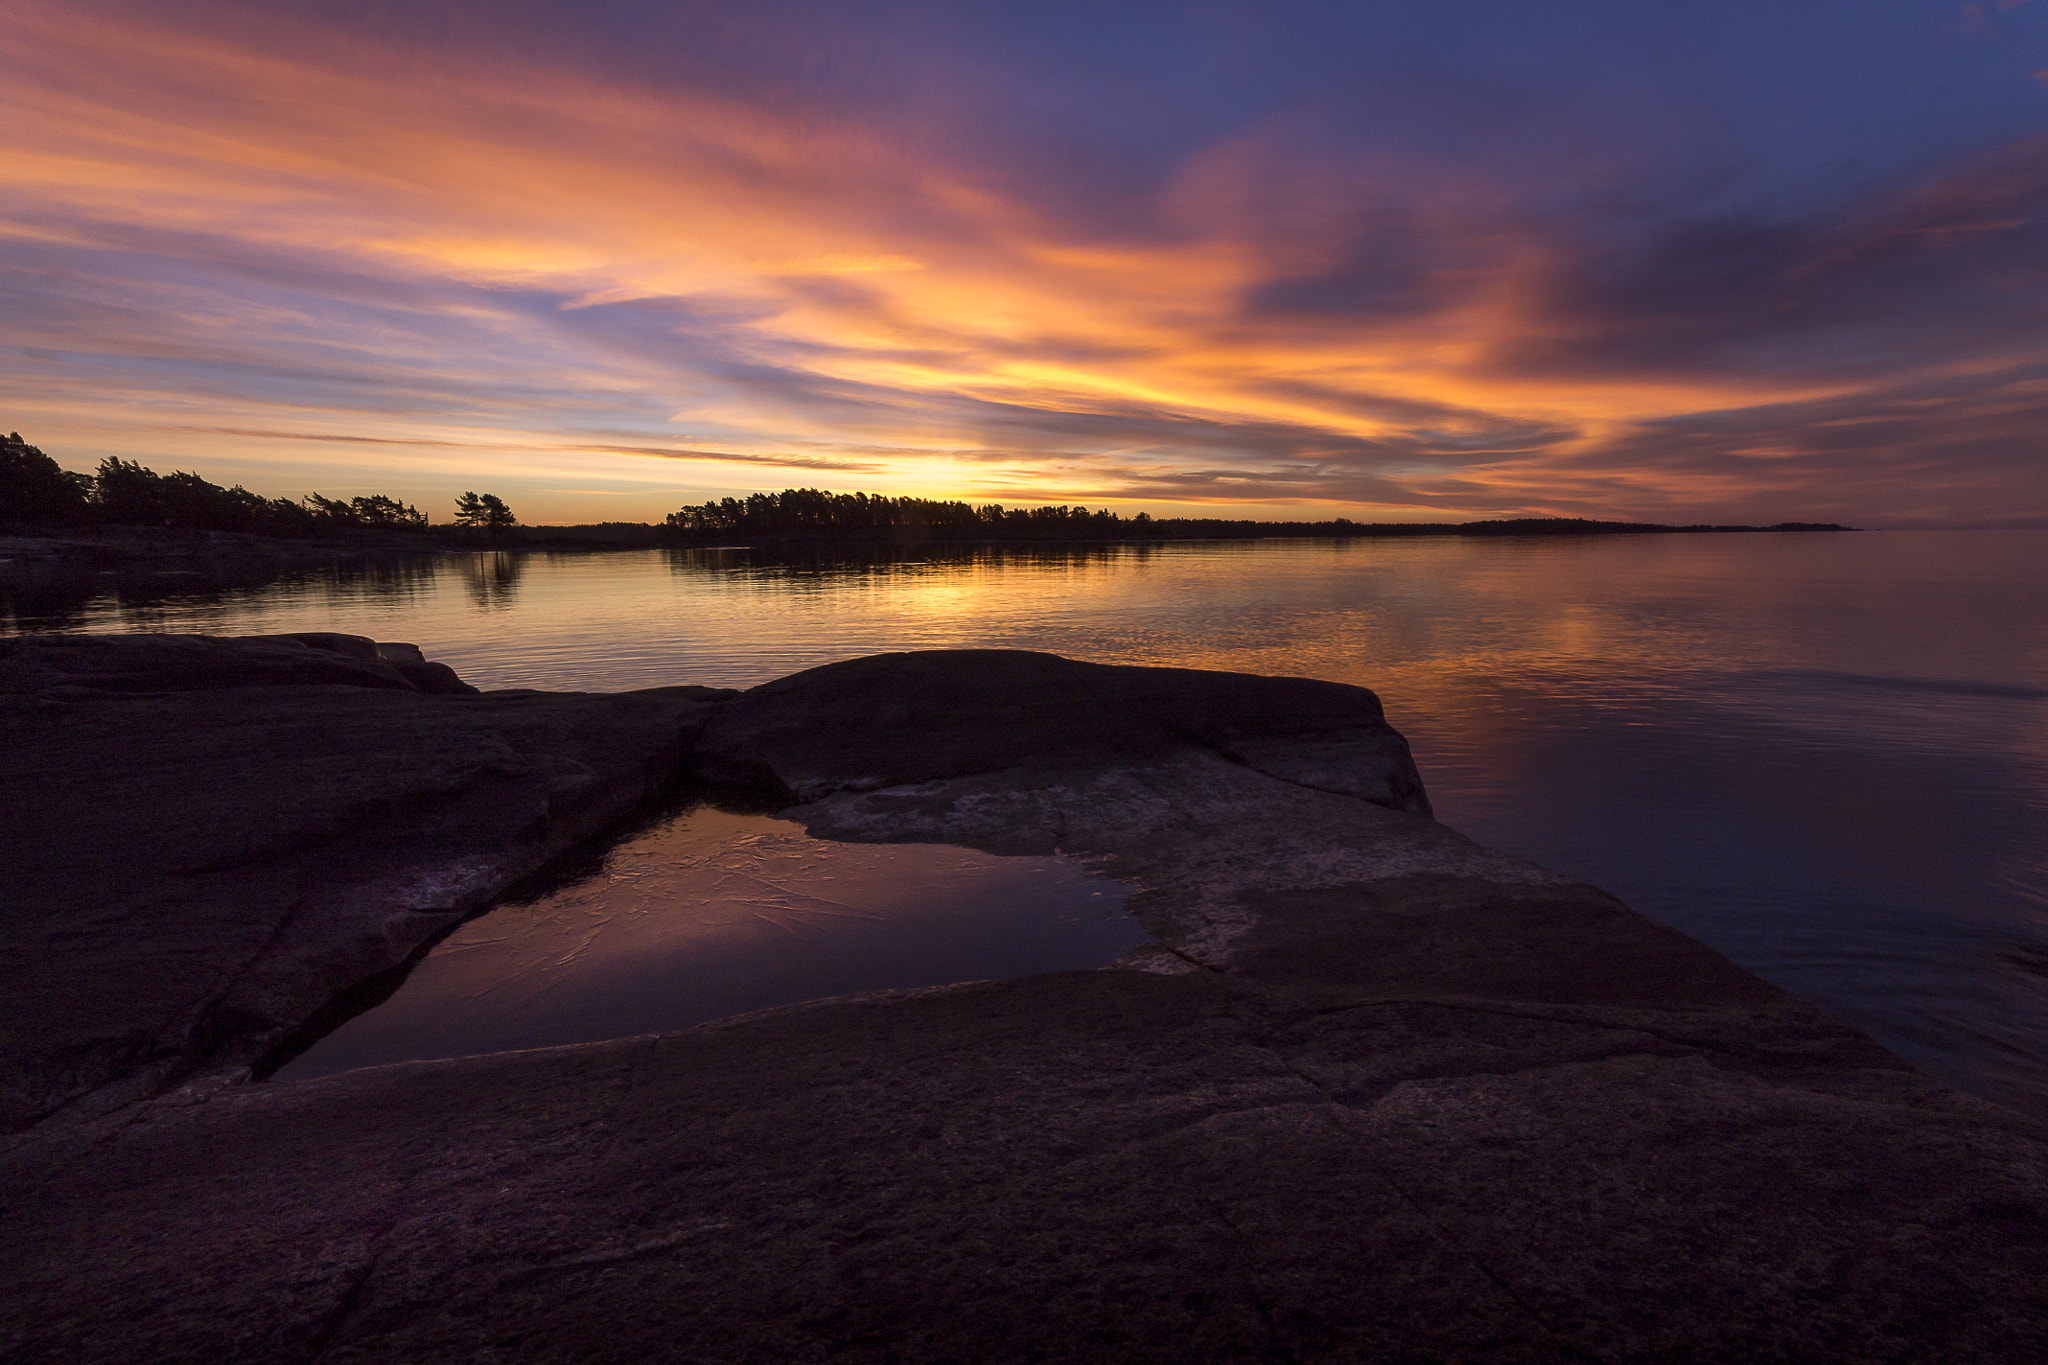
top-left (4, 0), bottom-right (2047, 523)
top-left (580, 445), bottom-right (880, 472)
top-left (162, 427), bottom-right (474, 447)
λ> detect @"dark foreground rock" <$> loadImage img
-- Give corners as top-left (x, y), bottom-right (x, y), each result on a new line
top-left (0, 631), bottom-right (733, 1129)
top-left (4, 641), bottom-right (2047, 1362)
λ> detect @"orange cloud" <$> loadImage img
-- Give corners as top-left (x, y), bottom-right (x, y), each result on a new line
top-left (4, 2), bottom-right (2047, 525)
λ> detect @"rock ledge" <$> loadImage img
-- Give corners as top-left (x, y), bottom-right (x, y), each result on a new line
top-left (4, 639), bottom-right (2046, 1363)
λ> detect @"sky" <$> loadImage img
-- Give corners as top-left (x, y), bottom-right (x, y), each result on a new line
top-left (4, 0), bottom-right (2047, 526)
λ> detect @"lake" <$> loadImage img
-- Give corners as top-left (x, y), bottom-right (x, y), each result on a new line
top-left (7, 530), bottom-right (2045, 1113)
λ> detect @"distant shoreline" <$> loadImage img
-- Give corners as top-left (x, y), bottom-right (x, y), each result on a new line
top-left (0, 516), bottom-right (1857, 571)
top-left (658, 518), bottom-right (1858, 551)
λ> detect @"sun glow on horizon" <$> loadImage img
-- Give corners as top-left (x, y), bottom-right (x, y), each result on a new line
top-left (5, 1), bottom-right (2046, 527)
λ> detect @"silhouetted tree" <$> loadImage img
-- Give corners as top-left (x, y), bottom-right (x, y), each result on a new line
top-left (2, 433), bottom-right (448, 536)
top-left (0, 433), bottom-right (93, 524)
top-left (662, 487), bottom-right (1130, 542)
top-left (349, 494), bottom-right (426, 527)
top-left (302, 493), bottom-right (359, 525)
top-left (454, 491), bottom-right (517, 537)
top-left (93, 456), bottom-right (168, 525)
top-left (157, 470), bottom-right (273, 531)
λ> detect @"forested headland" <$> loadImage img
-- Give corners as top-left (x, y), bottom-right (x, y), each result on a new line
top-left (662, 487), bottom-right (1851, 544)
top-left (2, 432), bottom-right (438, 536)
top-left (0, 433), bottom-right (530, 542)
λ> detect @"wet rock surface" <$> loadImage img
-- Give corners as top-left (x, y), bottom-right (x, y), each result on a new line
top-left (5, 641), bottom-right (2048, 1362)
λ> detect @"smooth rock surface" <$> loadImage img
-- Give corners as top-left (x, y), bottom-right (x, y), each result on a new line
top-left (0, 628), bottom-right (479, 696)
top-left (5, 644), bottom-right (2048, 1362)
top-left (693, 648), bottom-right (1434, 816)
top-left (0, 632), bottom-right (733, 1129)
top-left (7, 942), bottom-right (2046, 1362)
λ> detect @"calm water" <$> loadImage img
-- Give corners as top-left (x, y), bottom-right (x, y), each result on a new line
top-left (8, 532), bottom-right (2046, 1112)
top-left (274, 804), bottom-right (1144, 1079)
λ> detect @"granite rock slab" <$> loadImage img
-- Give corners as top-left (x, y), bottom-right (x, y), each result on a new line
top-left (0, 631), bottom-right (733, 1129)
top-left (692, 648), bottom-right (1434, 816)
top-left (4, 643), bottom-right (2047, 1361)
top-left (6, 965), bottom-right (2045, 1363)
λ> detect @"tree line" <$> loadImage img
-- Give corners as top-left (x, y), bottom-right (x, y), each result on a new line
top-left (662, 488), bottom-right (1394, 543)
top-left (664, 489), bottom-right (1131, 541)
top-left (2, 433), bottom-right (516, 536)
top-left (662, 486), bottom-right (1850, 544)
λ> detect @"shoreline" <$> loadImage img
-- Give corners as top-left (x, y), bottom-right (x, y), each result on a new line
top-left (1, 515), bottom-right (1857, 568)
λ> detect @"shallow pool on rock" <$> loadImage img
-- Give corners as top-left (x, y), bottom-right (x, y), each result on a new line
top-left (275, 803), bottom-right (1148, 1079)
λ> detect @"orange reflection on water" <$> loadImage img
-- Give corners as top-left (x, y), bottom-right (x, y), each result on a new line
top-left (275, 804), bottom-right (1144, 1078)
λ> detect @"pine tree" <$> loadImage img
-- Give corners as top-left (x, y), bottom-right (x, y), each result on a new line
top-left (454, 491), bottom-right (517, 536)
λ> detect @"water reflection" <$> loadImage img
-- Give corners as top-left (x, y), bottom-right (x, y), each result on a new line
top-left (460, 551), bottom-right (524, 610)
top-left (0, 549), bottom-right (444, 634)
top-left (660, 541), bottom-right (1169, 608)
top-left (673, 540), bottom-right (1167, 571)
top-left (275, 802), bottom-right (1145, 1079)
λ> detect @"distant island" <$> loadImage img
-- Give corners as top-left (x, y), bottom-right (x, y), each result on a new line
top-left (656, 488), bottom-right (1851, 546)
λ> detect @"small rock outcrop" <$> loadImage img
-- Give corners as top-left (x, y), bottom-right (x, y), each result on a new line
top-left (1, 629), bottom-right (478, 696)
top-left (695, 648), bottom-right (1433, 815)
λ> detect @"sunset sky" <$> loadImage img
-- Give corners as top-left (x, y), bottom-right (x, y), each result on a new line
top-left (5, 0), bottom-right (2047, 526)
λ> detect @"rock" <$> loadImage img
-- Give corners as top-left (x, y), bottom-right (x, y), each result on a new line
top-left (4, 645), bottom-right (2047, 1361)
top-left (0, 633), bottom-right (734, 1129)
top-left (5, 948), bottom-right (2045, 1363)
top-left (694, 648), bottom-right (1433, 816)
top-left (0, 630), bottom-right (482, 696)
top-left (392, 658), bottom-right (475, 694)
top-left (272, 630), bottom-right (382, 660)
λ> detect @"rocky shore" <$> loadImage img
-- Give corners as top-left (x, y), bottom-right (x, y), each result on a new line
top-left (4, 633), bottom-right (2046, 1361)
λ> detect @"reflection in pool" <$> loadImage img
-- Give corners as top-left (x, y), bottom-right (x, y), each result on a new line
top-left (275, 803), bottom-right (1147, 1079)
